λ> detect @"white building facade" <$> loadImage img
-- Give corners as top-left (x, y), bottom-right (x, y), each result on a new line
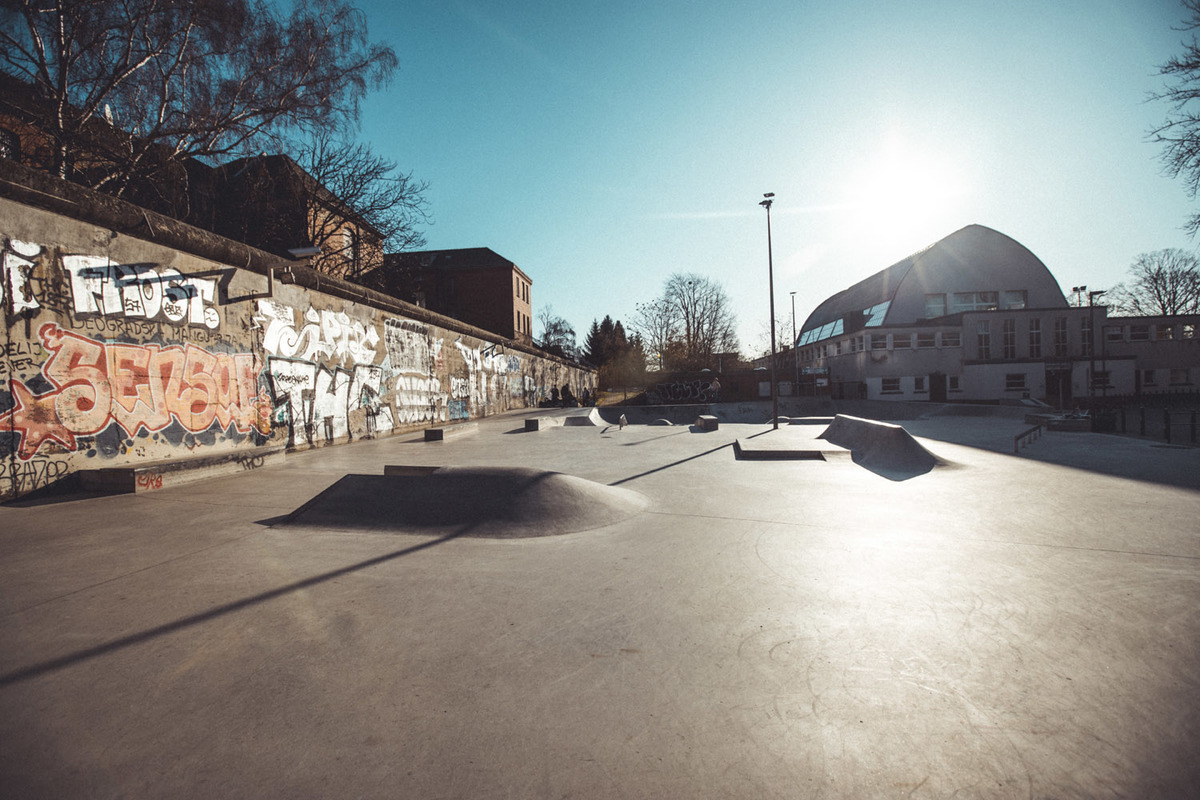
top-left (796, 225), bottom-right (1199, 405)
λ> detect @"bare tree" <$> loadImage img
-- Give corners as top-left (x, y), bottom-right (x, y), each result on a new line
top-left (631, 296), bottom-right (678, 370)
top-left (1151, 0), bottom-right (1200, 235)
top-left (0, 0), bottom-right (397, 196)
top-left (300, 135), bottom-right (429, 274)
top-left (537, 306), bottom-right (577, 359)
top-left (1107, 248), bottom-right (1200, 315)
top-left (661, 273), bottom-right (739, 370)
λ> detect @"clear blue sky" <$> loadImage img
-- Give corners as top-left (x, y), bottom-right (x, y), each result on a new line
top-left (356, 0), bottom-right (1195, 355)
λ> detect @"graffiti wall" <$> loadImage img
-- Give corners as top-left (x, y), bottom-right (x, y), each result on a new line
top-left (0, 194), bottom-right (592, 501)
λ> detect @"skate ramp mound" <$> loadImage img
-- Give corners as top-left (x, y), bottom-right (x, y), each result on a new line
top-left (563, 407), bottom-right (605, 426)
top-left (281, 466), bottom-right (648, 537)
top-left (819, 414), bottom-right (942, 479)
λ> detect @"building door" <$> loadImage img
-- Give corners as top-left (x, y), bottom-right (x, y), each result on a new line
top-left (929, 373), bottom-right (947, 402)
top-left (1046, 365), bottom-right (1072, 409)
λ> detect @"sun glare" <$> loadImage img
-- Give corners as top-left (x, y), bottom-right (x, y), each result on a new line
top-left (845, 141), bottom-right (967, 242)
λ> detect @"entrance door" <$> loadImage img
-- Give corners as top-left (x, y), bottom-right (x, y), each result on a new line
top-left (929, 373), bottom-right (947, 402)
top-left (1046, 366), bottom-right (1072, 409)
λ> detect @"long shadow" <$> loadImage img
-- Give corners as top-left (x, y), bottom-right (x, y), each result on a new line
top-left (609, 442), bottom-right (733, 486)
top-left (0, 526), bottom-right (469, 687)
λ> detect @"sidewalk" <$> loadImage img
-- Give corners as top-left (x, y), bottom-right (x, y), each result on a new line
top-left (2, 407), bottom-right (1198, 798)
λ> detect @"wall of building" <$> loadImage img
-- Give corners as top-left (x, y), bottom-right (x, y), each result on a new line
top-left (0, 190), bottom-right (592, 502)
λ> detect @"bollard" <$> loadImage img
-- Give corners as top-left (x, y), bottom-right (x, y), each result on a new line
top-left (1192, 410), bottom-right (1197, 444)
top-left (1140, 407), bottom-right (1146, 437)
top-left (1119, 408), bottom-right (1126, 434)
top-left (1164, 409), bottom-right (1171, 444)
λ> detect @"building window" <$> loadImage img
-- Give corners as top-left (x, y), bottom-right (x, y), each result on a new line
top-left (1144, 369), bottom-right (1157, 386)
top-left (1054, 317), bottom-right (1069, 357)
top-left (948, 376), bottom-right (961, 391)
top-left (1089, 370), bottom-right (1110, 390)
top-left (1002, 319), bottom-right (1016, 359)
top-left (1005, 373), bottom-right (1026, 391)
top-left (1105, 326), bottom-right (1123, 342)
top-left (871, 334), bottom-right (888, 350)
top-left (1029, 319), bottom-right (1042, 358)
top-left (893, 333), bottom-right (911, 349)
top-left (1130, 325), bottom-right (1150, 341)
top-left (977, 322), bottom-right (991, 360)
top-left (881, 377), bottom-right (901, 393)
top-left (917, 331), bottom-right (936, 348)
top-left (1170, 368), bottom-right (1191, 385)
top-left (1081, 315), bottom-right (1093, 357)
top-left (914, 376), bottom-right (926, 392)
top-left (1184, 324), bottom-right (1196, 339)
top-left (835, 340), bottom-right (843, 355)
top-left (1003, 290), bottom-right (1027, 309)
top-left (924, 294), bottom-right (946, 318)
top-left (952, 291), bottom-right (999, 312)
top-left (1156, 324), bottom-right (1175, 340)
top-left (941, 331), bottom-right (961, 347)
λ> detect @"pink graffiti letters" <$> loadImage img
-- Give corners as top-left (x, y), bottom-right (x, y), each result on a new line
top-left (1, 323), bottom-right (270, 460)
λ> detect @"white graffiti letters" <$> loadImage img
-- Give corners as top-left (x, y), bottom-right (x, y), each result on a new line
top-left (62, 255), bottom-right (219, 329)
top-left (256, 300), bottom-right (379, 365)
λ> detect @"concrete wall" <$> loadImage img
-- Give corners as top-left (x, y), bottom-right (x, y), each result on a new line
top-left (0, 184), bottom-right (592, 502)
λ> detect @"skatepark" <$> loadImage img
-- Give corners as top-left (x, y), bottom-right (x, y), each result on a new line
top-left (2, 401), bottom-right (1198, 798)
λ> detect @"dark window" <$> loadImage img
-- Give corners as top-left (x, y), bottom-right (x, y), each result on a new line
top-left (1002, 319), bottom-right (1016, 359)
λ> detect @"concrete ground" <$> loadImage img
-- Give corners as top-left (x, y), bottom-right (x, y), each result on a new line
top-left (2, 403), bottom-right (1198, 799)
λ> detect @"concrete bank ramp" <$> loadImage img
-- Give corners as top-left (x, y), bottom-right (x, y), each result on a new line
top-left (819, 414), bottom-right (942, 480)
top-left (563, 407), bottom-right (606, 426)
top-left (281, 466), bottom-right (648, 537)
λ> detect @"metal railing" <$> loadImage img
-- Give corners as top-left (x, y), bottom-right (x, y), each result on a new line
top-left (1014, 424), bottom-right (1043, 453)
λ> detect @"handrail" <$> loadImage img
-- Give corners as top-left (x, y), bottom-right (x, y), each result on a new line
top-left (1014, 424), bottom-right (1043, 453)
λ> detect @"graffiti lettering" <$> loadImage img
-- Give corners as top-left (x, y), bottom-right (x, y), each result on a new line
top-left (0, 324), bottom-right (269, 461)
top-left (235, 454), bottom-right (266, 471)
top-left (62, 255), bottom-right (219, 329)
top-left (136, 473), bottom-right (164, 491)
top-left (650, 379), bottom-right (716, 404)
top-left (393, 374), bottom-right (448, 425)
top-left (2, 239), bottom-right (41, 313)
top-left (255, 300), bottom-right (379, 366)
top-left (0, 458), bottom-right (69, 495)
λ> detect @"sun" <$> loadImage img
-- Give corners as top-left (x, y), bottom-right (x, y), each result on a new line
top-left (844, 139), bottom-right (967, 243)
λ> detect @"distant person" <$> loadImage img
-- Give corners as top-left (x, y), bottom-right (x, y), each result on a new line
top-left (581, 388), bottom-right (591, 406)
top-left (561, 385), bottom-right (576, 407)
top-left (550, 386), bottom-right (559, 406)
top-left (710, 377), bottom-right (721, 403)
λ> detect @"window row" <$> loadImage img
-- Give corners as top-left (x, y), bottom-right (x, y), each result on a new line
top-left (880, 375), bottom-right (963, 394)
top-left (1142, 368), bottom-right (1193, 386)
top-left (924, 290), bottom-right (1026, 317)
top-left (1105, 323), bottom-right (1197, 342)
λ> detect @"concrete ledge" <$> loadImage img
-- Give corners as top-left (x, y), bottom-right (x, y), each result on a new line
top-left (77, 444), bottom-right (286, 494)
top-left (695, 415), bottom-right (719, 431)
top-left (384, 465), bottom-right (442, 476)
top-left (733, 439), bottom-right (832, 460)
top-left (424, 422), bottom-right (479, 441)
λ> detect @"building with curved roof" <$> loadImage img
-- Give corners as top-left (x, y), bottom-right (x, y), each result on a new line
top-left (793, 225), bottom-right (1198, 405)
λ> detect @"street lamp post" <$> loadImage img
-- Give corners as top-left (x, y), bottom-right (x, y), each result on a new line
top-left (760, 193), bottom-right (778, 430)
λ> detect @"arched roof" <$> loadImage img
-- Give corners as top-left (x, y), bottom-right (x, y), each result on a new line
top-left (797, 224), bottom-right (1067, 346)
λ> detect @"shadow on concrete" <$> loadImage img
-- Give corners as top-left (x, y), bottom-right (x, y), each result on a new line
top-left (609, 442), bottom-right (734, 487)
top-left (0, 528), bottom-right (465, 688)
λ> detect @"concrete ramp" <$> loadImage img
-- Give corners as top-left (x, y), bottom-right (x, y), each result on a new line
top-left (281, 466), bottom-right (648, 537)
top-left (819, 414), bottom-right (941, 479)
top-left (563, 407), bottom-right (606, 426)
